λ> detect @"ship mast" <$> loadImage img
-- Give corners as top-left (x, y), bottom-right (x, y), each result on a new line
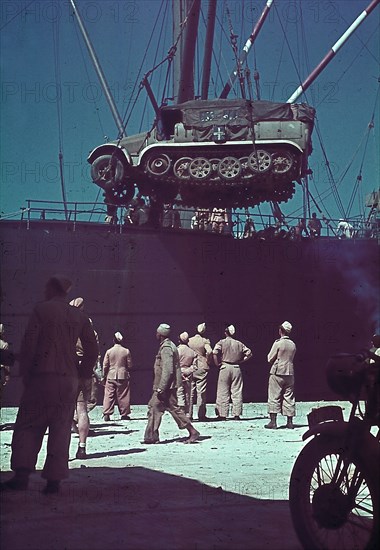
top-left (219, 0), bottom-right (274, 99)
top-left (287, 0), bottom-right (379, 103)
top-left (70, 0), bottom-right (126, 137)
top-left (175, 0), bottom-right (202, 103)
top-left (201, 0), bottom-right (217, 100)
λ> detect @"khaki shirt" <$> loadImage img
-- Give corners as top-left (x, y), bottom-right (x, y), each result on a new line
top-left (188, 334), bottom-right (212, 369)
top-left (267, 336), bottom-right (296, 376)
top-left (153, 338), bottom-right (182, 392)
top-left (103, 343), bottom-right (132, 380)
top-left (213, 336), bottom-right (252, 365)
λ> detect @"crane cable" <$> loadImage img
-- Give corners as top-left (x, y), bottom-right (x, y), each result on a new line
top-left (52, 17), bottom-right (69, 220)
top-left (346, 86), bottom-right (379, 217)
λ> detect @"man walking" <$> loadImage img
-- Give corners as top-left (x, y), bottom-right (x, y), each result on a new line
top-left (265, 321), bottom-right (296, 429)
top-left (213, 325), bottom-right (252, 420)
top-left (143, 324), bottom-right (200, 444)
top-left (2, 276), bottom-right (98, 494)
top-left (102, 332), bottom-right (133, 421)
top-left (188, 323), bottom-right (212, 421)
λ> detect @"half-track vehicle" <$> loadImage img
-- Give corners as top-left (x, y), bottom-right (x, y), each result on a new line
top-left (88, 98), bottom-right (315, 208)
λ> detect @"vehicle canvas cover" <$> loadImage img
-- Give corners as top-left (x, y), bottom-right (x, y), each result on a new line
top-left (161, 99), bottom-right (315, 141)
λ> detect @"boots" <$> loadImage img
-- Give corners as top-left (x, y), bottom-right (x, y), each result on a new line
top-left (265, 413), bottom-right (277, 429)
top-left (286, 416), bottom-right (294, 429)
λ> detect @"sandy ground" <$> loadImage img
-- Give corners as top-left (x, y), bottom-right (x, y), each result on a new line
top-left (1, 401), bottom-right (350, 550)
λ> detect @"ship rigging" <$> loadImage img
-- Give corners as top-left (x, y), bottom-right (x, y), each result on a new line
top-left (68, 0), bottom-right (380, 224)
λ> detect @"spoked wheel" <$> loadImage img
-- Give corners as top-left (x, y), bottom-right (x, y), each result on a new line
top-left (146, 154), bottom-right (171, 176)
top-left (289, 435), bottom-right (379, 550)
top-left (271, 151), bottom-right (294, 174)
top-left (189, 157), bottom-right (212, 180)
top-left (173, 157), bottom-right (192, 179)
top-left (248, 149), bottom-right (272, 173)
top-left (217, 156), bottom-right (242, 180)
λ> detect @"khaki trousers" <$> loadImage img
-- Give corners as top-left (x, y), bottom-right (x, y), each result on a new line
top-left (144, 389), bottom-right (190, 443)
top-left (192, 368), bottom-right (208, 419)
top-left (215, 364), bottom-right (243, 417)
top-left (267, 373), bottom-right (295, 416)
top-left (103, 378), bottom-right (131, 417)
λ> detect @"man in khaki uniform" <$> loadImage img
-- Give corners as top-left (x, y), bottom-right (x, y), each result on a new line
top-left (143, 324), bottom-right (200, 444)
top-left (102, 331), bottom-right (133, 421)
top-left (213, 325), bottom-right (252, 420)
top-left (188, 323), bottom-right (212, 421)
top-left (2, 276), bottom-right (98, 494)
top-left (177, 332), bottom-right (198, 419)
top-left (265, 321), bottom-right (296, 429)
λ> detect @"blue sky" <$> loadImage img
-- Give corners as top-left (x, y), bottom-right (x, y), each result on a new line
top-left (1, 0), bottom-right (379, 223)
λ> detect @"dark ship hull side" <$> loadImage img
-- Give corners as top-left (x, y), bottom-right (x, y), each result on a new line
top-left (1, 220), bottom-right (378, 406)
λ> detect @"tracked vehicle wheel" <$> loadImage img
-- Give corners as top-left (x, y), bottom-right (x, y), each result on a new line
top-left (272, 151), bottom-right (294, 174)
top-left (217, 157), bottom-right (241, 180)
top-left (248, 150), bottom-right (272, 173)
top-left (173, 157), bottom-right (192, 179)
top-left (146, 154), bottom-right (171, 176)
top-left (189, 157), bottom-right (212, 180)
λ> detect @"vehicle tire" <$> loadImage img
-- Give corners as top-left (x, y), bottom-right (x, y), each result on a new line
top-left (289, 434), bottom-right (379, 550)
top-left (90, 155), bottom-right (125, 189)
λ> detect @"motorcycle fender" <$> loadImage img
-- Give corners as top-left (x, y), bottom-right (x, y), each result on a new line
top-left (302, 420), bottom-right (348, 441)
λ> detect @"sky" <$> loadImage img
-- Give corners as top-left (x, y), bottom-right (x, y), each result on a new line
top-left (0, 0), bottom-right (379, 223)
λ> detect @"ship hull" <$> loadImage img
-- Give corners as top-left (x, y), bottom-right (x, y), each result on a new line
top-left (1, 220), bottom-right (378, 406)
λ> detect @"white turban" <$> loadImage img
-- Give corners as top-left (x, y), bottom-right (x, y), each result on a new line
top-left (114, 331), bottom-right (123, 342)
top-left (179, 332), bottom-right (189, 343)
top-left (197, 323), bottom-right (206, 334)
top-left (69, 297), bottom-right (84, 309)
top-left (157, 323), bottom-right (171, 337)
top-left (226, 325), bottom-right (236, 336)
top-left (281, 321), bottom-right (292, 333)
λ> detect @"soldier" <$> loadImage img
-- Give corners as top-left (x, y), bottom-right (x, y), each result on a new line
top-left (213, 325), bottom-right (252, 420)
top-left (211, 208), bottom-right (228, 234)
top-left (265, 321), bottom-right (297, 429)
top-left (307, 212), bottom-right (322, 238)
top-left (69, 297), bottom-right (101, 459)
top-left (102, 332), bottom-right (133, 421)
top-left (1, 275), bottom-right (98, 494)
top-left (0, 324), bottom-right (11, 395)
top-left (188, 323), bottom-right (213, 421)
top-left (143, 324), bottom-right (200, 444)
top-left (176, 332), bottom-right (198, 419)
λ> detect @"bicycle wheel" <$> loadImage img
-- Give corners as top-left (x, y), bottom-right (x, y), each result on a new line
top-left (289, 434), bottom-right (379, 550)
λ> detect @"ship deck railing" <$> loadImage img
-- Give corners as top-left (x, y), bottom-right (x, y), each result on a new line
top-left (0, 199), bottom-right (378, 242)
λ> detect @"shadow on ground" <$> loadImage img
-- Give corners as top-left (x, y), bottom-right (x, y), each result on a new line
top-left (1, 466), bottom-right (301, 550)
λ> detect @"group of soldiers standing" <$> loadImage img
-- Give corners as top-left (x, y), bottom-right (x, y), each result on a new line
top-left (1, 275), bottom-right (297, 494)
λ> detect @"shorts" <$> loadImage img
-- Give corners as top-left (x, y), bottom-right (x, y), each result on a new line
top-left (77, 377), bottom-right (92, 403)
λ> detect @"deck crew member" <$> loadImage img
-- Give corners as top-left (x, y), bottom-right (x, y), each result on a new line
top-left (213, 325), bottom-right (252, 420)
